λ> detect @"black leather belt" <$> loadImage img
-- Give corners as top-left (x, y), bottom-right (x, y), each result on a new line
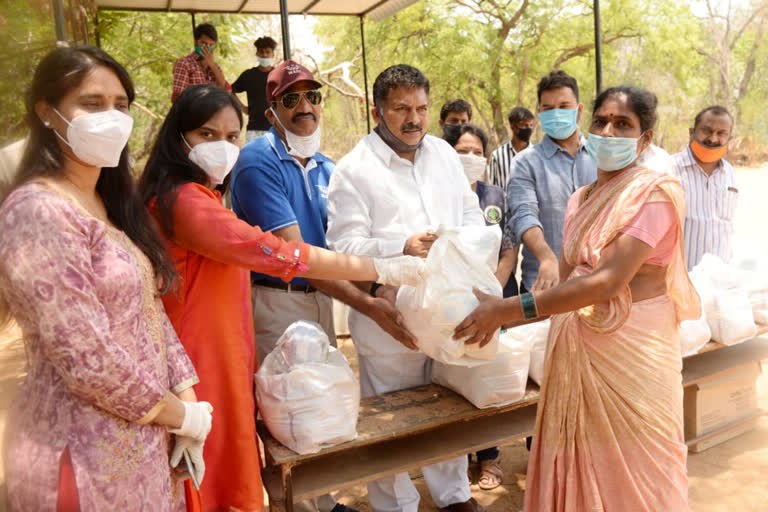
top-left (252, 279), bottom-right (316, 294)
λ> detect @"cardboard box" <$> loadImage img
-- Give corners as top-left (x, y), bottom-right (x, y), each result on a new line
top-left (684, 361), bottom-right (762, 452)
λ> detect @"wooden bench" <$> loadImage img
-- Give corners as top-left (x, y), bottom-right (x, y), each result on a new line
top-left (259, 328), bottom-right (768, 511)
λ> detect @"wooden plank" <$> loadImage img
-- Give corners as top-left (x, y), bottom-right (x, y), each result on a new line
top-left (682, 337), bottom-right (768, 387)
top-left (686, 409), bottom-right (767, 453)
top-left (289, 404), bottom-right (538, 502)
top-left (261, 383), bottom-right (540, 465)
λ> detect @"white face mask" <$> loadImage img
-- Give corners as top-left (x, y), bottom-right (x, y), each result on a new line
top-left (53, 108), bottom-right (133, 168)
top-left (256, 56), bottom-right (274, 67)
top-left (183, 136), bottom-right (240, 185)
top-left (458, 153), bottom-right (487, 184)
top-left (270, 107), bottom-right (321, 159)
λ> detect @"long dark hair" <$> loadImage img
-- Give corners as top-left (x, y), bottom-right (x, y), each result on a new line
top-left (11, 45), bottom-right (177, 294)
top-left (138, 84), bottom-right (243, 238)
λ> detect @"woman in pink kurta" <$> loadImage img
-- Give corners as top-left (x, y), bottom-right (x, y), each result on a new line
top-left (455, 86), bottom-right (700, 511)
top-left (0, 46), bottom-right (205, 511)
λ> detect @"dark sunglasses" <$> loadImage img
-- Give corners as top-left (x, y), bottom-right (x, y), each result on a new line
top-left (275, 90), bottom-right (322, 110)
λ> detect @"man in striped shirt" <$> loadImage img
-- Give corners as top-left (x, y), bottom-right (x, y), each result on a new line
top-left (487, 106), bottom-right (535, 190)
top-left (672, 105), bottom-right (736, 270)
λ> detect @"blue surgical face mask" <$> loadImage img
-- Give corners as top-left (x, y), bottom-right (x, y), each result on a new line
top-left (586, 133), bottom-right (642, 172)
top-left (538, 108), bottom-right (579, 140)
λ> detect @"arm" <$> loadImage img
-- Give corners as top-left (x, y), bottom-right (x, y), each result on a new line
top-left (231, 73), bottom-right (249, 114)
top-left (274, 224), bottom-right (418, 350)
top-left (506, 156), bottom-right (559, 290)
top-left (0, 195), bottom-right (188, 425)
top-left (521, 227), bottom-right (559, 290)
top-left (495, 247), bottom-right (517, 288)
top-left (171, 58), bottom-right (190, 102)
top-left (453, 232), bottom-right (655, 346)
top-left (200, 46), bottom-right (230, 90)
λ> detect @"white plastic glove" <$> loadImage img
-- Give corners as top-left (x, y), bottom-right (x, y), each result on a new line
top-left (374, 255), bottom-right (427, 287)
top-left (168, 401), bottom-right (213, 441)
top-left (168, 401), bottom-right (213, 486)
top-left (170, 434), bottom-right (206, 487)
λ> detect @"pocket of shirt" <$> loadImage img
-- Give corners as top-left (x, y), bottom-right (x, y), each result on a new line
top-left (717, 187), bottom-right (738, 221)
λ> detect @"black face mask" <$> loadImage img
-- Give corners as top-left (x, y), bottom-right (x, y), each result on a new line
top-left (516, 127), bottom-right (533, 143)
top-left (442, 123), bottom-right (462, 140)
top-left (374, 107), bottom-right (424, 153)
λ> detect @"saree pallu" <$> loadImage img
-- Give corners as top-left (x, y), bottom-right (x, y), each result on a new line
top-left (524, 167), bottom-right (700, 512)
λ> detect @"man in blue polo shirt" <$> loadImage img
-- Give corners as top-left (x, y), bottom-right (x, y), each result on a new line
top-left (230, 60), bottom-right (413, 505)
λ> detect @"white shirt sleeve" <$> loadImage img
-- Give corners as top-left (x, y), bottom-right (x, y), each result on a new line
top-left (326, 161), bottom-right (407, 258)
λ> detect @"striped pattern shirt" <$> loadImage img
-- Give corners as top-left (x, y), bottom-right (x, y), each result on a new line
top-left (487, 141), bottom-right (524, 190)
top-left (672, 146), bottom-right (737, 270)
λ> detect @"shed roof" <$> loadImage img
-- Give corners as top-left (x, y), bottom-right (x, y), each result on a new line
top-left (94, 0), bottom-right (419, 21)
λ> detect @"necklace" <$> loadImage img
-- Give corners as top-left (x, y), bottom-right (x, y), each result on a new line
top-left (582, 181), bottom-right (598, 203)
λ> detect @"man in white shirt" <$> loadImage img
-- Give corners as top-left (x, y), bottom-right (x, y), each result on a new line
top-left (326, 65), bottom-right (485, 512)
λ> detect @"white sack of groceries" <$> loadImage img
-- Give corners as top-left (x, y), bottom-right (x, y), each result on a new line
top-left (432, 330), bottom-right (533, 408)
top-left (501, 319), bottom-right (551, 386)
top-left (689, 254), bottom-right (756, 346)
top-left (255, 321), bottom-right (360, 454)
top-left (731, 248), bottom-right (768, 325)
top-left (396, 225), bottom-right (503, 366)
top-left (679, 314), bottom-right (712, 356)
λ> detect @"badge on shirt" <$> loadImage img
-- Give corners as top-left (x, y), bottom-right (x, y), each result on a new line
top-left (316, 184), bottom-right (329, 199)
top-left (727, 186), bottom-right (739, 193)
top-left (483, 205), bottom-right (502, 225)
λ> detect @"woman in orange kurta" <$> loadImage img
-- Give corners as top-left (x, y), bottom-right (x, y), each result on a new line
top-left (139, 84), bottom-right (423, 512)
top-left (454, 86), bottom-right (700, 511)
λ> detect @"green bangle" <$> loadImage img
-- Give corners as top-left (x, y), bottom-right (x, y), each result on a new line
top-left (520, 292), bottom-right (538, 320)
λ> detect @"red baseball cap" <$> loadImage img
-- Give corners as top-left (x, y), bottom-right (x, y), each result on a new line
top-left (266, 60), bottom-right (322, 103)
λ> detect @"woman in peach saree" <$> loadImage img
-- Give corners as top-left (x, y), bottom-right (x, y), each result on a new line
top-left (454, 85), bottom-right (700, 511)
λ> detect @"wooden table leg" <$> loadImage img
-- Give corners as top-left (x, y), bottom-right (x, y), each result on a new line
top-left (281, 465), bottom-right (294, 512)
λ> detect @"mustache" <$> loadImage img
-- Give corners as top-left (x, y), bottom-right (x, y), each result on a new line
top-left (292, 112), bottom-right (317, 123)
top-left (400, 123), bottom-right (423, 132)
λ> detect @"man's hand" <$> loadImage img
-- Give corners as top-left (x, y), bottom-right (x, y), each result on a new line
top-left (403, 232), bottom-right (438, 258)
top-left (532, 257), bottom-right (559, 291)
top-left (364, 286), bottom-right (418, 351)
top-left (200, 44), bottom-right (216, 69)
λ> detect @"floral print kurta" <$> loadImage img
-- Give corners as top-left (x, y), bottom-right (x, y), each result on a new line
top-left (0, 182), bottom-right (198, 511)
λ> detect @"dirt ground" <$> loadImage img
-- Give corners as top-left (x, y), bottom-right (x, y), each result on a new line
top-left (1, 165), bottom-right (767, 510)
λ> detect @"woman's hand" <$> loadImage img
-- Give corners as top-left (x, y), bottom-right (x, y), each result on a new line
top-left (453, 288), bottom-right (510, 347)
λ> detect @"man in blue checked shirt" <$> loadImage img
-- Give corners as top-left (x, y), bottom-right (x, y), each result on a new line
top-left (673, 105), bottom-right (737, 270)
top-left (505, 70), bottom-right (597, 293)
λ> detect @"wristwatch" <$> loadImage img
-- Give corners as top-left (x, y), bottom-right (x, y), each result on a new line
top-left (369, 282), bottom-right (382, 297)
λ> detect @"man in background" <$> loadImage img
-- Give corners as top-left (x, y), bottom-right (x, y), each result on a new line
top-left (233, 36), bottom-right (278, 142)
top-left (487, 106), bottom-right (535, 190)
top-left (673, 105), bottom-right (737, 269)
top-left (439, 98), bottom-right (472, 132)
top-left (172, 23), bottom-right (230, 102)
top-left (506, 70), bottom-right (596, 293)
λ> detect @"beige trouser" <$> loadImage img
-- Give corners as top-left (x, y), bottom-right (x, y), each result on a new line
top-left (251, 284), bottom-right (338, 512)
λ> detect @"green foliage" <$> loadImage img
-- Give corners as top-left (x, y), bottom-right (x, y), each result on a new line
top-left (313, 0), bottom-right (767, 157)
top-left (0, 0), bottom-right (56, 144)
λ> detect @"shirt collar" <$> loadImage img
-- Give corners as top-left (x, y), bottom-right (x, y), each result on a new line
top-left (540, 133), bottom-right (587, 159)
top-left (366, 129), bottom-right (424, 167)
top-left (266, 126), bottom-right (328, 165)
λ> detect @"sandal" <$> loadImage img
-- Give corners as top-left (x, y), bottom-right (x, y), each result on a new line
top-left (477, 458), bottom-right (503, 490)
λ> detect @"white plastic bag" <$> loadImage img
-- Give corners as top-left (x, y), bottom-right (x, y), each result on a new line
top-left (708, 291), bottom-right (757, 345)
top-left (255, 321), bottom-right (360, 454)
top-left (501, 320), bottom-right (551, 386)
top-left (689, 254), bottom-right (756, 346)
top-left (396, 225), bottom-right (503, 366)
top-left (431, 330), bottom-right (532, 408)
top-left (731, 248), bottom-right (768, 326)
top-left (679, 314), bottom-right (712, 356)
